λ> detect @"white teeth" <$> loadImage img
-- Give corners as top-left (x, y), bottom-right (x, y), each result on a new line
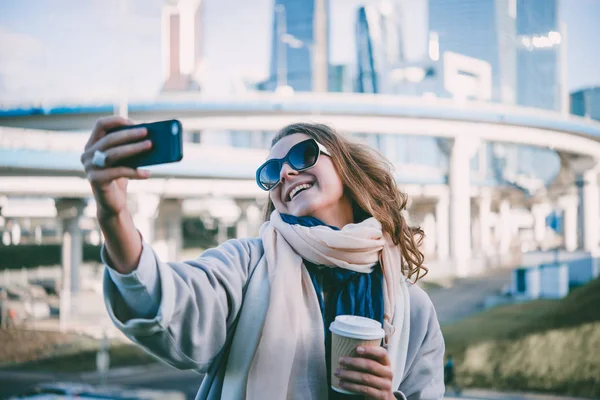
top-left (289, 183), bottom-right (312, 200)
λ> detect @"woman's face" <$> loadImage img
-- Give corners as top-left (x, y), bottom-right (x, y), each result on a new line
top-left (268, 133), bottom-right (352, 224)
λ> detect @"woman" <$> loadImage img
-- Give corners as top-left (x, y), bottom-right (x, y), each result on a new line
top-left (81, 117), bottom-right (445, 399)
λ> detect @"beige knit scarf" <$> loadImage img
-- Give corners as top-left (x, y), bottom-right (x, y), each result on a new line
top-left (242, 211), bottom-right (405, 399)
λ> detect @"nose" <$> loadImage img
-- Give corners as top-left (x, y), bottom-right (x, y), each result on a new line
top-left (279, 162), bottom-right (298, 183)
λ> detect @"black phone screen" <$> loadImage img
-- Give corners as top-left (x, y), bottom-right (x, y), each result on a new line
top-left (106, 119), bottom-right (183, 168)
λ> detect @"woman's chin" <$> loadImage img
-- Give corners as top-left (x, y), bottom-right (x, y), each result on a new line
top-left (287, 202), bottom-right (317, 218)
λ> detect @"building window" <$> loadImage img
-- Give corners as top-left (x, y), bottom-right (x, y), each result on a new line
top-left (185, 131), bottom-right (202, 143)
top-left (230, 131), bottom-right (252, 148)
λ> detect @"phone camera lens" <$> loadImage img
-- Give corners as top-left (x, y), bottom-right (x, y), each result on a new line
top-left (171, 122), bottom-right (179, 135)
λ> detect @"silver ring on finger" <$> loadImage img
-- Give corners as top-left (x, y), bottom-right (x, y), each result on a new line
top-left (92, 150), bottom-right (108, 168)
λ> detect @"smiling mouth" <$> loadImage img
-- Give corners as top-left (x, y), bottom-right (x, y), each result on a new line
top-left (287, 183), bottom-right (314, 201)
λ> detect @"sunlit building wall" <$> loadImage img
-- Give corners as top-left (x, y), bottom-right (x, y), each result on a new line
top-left (260, 0), bottom-right (330, 92)
top-left (161, 0), bottom-right (204, 91)
top-left (428, 0), bottom-right (517, 104)
top-left (355, 1), bottom-right (405, 94)
top-left (516, 0), bottom-right (561, 111)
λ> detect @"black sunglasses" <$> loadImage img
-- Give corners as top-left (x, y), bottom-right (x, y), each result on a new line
top-left (256, 138), bottom-right (331, 191)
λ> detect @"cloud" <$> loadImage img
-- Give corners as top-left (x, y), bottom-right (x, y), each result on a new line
top-left (0, 27), bottom-right (44, 59)
top-left (0, 8), bottom-right (161, 105)
top-left (0, 27), bottom-right (47, 102)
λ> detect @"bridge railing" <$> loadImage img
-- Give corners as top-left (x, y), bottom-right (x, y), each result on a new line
top-left (0, 127), bottom-right (88, 152)
top-left (4, 92), bottom-right (600, 129)
top-left (0, 127), bottom-right (269, 163)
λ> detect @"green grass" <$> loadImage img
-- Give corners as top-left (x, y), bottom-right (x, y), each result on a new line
top-left (442, 277), bottom-right (600, 398)
top-left (417, 280), bottom-right (444, 292)
top-left (0, 328), bottom-right (157, 374)
top-left (5, 343), bottom-right (156, 373)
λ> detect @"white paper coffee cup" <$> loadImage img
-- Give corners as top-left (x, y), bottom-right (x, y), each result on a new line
top-left (329, 315), bottom-right (385, 395)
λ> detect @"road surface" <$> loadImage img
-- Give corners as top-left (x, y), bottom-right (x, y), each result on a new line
top-left (0, 364), bottom-right (200, 399)
top-left (425, 269), bottom-right (513, 324)
top-left (1, 364), bottom-right (590, 400)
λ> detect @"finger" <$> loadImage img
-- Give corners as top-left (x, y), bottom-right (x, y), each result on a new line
top-left (339, 356), bottom-right (392, 378)
top-left (87, 167), bottom-right (150, 184)
top-left (81, 134), bottom-right (152, 171)
top-left (91, 127), bottom-right (148, 153)
top-left (86, 116), bottom-right (134, 149)
top-left (103, 140), bottom-right (152, 166)
top-left (335, 369), bottom-right (392, 392)
top-left (337, 380), bottom-right (388, 399)
top-left (94, 140), bottom-right (152, 168)
top-left (356, 346), bottom-right (391, 366)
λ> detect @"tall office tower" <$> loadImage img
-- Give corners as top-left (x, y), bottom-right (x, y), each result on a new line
top-left (263, 0), bottom-right (329, 92)
top-left (428, 0), bottom-right (517, 104)
top-left (516, 0), bottom-right (562, 110)
top-left (161, 0), bottom-right (204, 92)
top-left (571, 87), bottom-right (600, 121)
top-left (355, 1), bottom-right (405, 94)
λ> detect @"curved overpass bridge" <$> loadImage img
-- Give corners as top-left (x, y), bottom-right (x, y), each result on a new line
top-left (2, 93), bottom-right (600, 277)
top-left (2, 92), bottom-right (600, 154)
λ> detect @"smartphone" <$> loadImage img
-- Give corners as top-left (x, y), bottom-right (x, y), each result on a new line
top-left (107, 119), bottom-right (183, 168)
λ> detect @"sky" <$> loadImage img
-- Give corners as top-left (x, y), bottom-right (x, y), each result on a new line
top-left (0, 0), bottom-right (599, 105)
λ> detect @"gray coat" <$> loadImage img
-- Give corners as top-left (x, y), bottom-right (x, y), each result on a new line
top-left (103, 238), bottom-right (446, 399)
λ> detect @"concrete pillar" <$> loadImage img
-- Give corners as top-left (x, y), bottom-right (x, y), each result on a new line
top-left (435, 191), bottom-right (449, 261)
top-left (130, 193), bottom-right (160, 245)
top-left (56, 199), bottom-right (86, 294)
top-left (580, 170), bottom-right (600, 252)
top-left (55, 198), bottom-right (86, 329)
top-left (10, 222), bottom-right (21, 245)
top-left (471, 206), bottom-right (481, 254)
top-left (449, 137), bottom-right (480, 276)
top-left (559, 194), bottom-right (579, 252)
top-left (499, 200), bottom-right (512, 254)
top-left (479, 190), bottom-right (492, 254)
top-left (381, 134), bottom-right (397, 163)
top-left (34, 225), bottom-right (43, 245)
top-left (217, 220), bottom-right (229, 244)
top-left (532, 203), bottom-right (551, 248)
top-left (422, 212), bottom-right (436, 257)
top-left (130, 194), bottom-right (183, 261)
top-left (248, 202), bottom-right (265, 237)
top-left (235, 200), bottom-right (252, 239)
top-left (1, 231), bottom-right (9, 246)
top-left (155, 199), bottom-right (183, 262)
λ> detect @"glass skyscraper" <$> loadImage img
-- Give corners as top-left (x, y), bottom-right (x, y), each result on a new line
top-left (261, 0), bottom-right (329, 92)
top-left (516, 0), bottom-right (561, 110)
top-left (428, 0), bottom-right (517, 104)
top-left (571, 87), bottom-right (600, 121)
top-left (355, 2), bottom-right (404, 94)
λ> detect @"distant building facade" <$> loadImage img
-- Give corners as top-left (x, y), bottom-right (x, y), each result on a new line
top-left (161, 0), bottom-right (204, 92)
top-left (571, 87), bottom-right (600, 121)
top-left (516, 0), bottom-right (562, 110)
top-left (261, 0), bottom-right (330, 92)
top-left (355, 1), bottom-right (405, 94)
top-left (428, 0), bottom-right (516, 104)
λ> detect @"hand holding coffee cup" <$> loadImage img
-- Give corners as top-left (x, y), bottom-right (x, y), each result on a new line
top-left (330, 316), bottom-right (395, 398)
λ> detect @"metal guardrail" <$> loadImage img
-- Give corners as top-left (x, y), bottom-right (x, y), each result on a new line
top-left (0, 127), bottom-right (448, 179)
top-left (0, 127), bottom-right (268, 161)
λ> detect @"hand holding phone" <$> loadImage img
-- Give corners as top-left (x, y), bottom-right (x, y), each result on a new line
top-left (81, 117), bottom-right (184, 219)
top-left (106, 119), bottom-right (184, 168)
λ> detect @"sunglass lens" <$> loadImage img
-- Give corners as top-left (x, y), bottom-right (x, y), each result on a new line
top-left (259, 160), bottom-right (281, 189)
top-left (289, 140), bottom-right (318, 170)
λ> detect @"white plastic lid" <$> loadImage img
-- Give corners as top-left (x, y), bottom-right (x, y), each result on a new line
top-left (329, 315), bottom-right (385, 340)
